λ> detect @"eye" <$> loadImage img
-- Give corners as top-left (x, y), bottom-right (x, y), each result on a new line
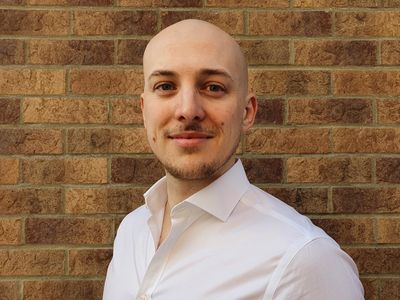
top-left (206, 84), bottom-right (225, 92)
top-left (155, 82), bottom-right (175, 91)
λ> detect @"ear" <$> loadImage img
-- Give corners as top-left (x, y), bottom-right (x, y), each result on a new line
top-left (140, 93), bottom-right (146, 127)
top-left (241, 93), bottom-right (257, 132)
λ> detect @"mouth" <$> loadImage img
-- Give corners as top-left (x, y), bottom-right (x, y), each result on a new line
top-left (167, 131), bottom-right (214, 148)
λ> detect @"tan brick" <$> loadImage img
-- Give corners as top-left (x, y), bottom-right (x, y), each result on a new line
top-left (0, 129), bottom-right (62, 154)
top-left (23, 98), bottom-right (108, 124)
top-left (28, 0), bottom-right (113, 5)
top-left (117, 39), bottom-right (148, 65)
top-left (345, 248), bottom-right (400, 274)
top-left (74, 11), bottom-right (157, 35)
top-left (312, 218), bottom-right (375, 244)
top-left (0, 188), bottom-right (62, 214)
top-left (65, 188), bottom-right (145, 214)
top-left (161, 11), bottom-right (244, 35)
top-left (294, 0), bottom-right (382, 7)
top-left (70, 69), bottom-right (143, 95)
top-left (0, 10), bottom-right (69, 36)
top-left (0, 159), bottom-right (19, 184)
top-left (69, 249), bottom-right (112, 275)
top-left (26, 218), bottom-right (113, 245)
top-left (287, 157), bottom-right (371, 183)
top-left (0, 98), bottom-right (19, 124)
top-left (242, 158), bottom-right (283, 183)
top-left (336, 12), bottom-right (400, 37)
top-left (207, 0), bottom-right (288, 7)
top-left (288, 98), bottom-right (372, 124)
top-left (0, 281), bottom-right (18, 300)
top-left (377, 218), bottom-right (400, 243)
top-left (238, 40), bottom-right (289, 65)
top-left (0, 250), bottom-right (65, 276)
top-left (0, 0), bottom-right (23, 4)
top-left (378, 99), bottom-right (400, 124)
top-left (249, 11), bottom-right (331, 36)
top-left (0, 219), bottom-right (21, 245)
top-left (67, 128), bottom-right (150, 154)
top-left (333, 128), bottom-right (400, 153)
top-left (361, 278), bottom-right (379, 300)
top-left (0, 69), bottom-right (65, 95)
top-left (334, 71), bottom-right (400, 96)
top-left (249, 70), bottom-right (330, 96)
top-left (111, 98), bottom-right (143, 124)
top-left (120, 0), bottom-right (202, 7)
top-left (377, 158), bottom-right (400, 183)
top-left (265, 188), bottom-right (328, 214)
top-left (295, 40), bottom-right (377, 65)
top-left (111, 157), bottom-right (164, 184)
top-left (382, 41), bottom-right (400, 65)
top-left (333, 188), bottom-right (400, 213)
top-left (380, 279), bottom-right (400, 300)
top-left (22, 158), bottom-right (107, 184)
top-left (254, 99), bottom-right (284, 125)
top-left (29, 40), bottom-right (114, 65)
top-left (245, 128), bottom-right (329, 154)
top-left (24, 280), bottom-right (103, 300)
top-left (0, 40), bottom-right (24, 64)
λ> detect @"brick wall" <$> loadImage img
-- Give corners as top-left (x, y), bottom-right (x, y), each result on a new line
top-left (0, 1), bottom-right (399, 299)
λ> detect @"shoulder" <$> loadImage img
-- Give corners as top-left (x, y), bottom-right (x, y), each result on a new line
top-left (116, 204), bottom-right (150, 237)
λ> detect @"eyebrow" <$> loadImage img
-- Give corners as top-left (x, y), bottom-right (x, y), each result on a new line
top-left (148, 68), bottom-right (234, 82)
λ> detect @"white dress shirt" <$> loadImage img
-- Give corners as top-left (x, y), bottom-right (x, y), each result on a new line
top-left (103, 160), bottom-right (364, 300)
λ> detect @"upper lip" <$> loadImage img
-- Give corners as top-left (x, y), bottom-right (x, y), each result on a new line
top-left (168, 131), bottom-right (214, 139)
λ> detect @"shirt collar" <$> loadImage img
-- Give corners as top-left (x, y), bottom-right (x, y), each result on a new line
top-left (144, 159), bottom-right (250, 222)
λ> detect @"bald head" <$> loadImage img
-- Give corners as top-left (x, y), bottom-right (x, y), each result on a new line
top-left (143, 19), bottom-right (248, 96)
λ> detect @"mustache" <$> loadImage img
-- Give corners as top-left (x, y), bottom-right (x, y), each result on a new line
top-left (164, 122), bottom-right (217, 136)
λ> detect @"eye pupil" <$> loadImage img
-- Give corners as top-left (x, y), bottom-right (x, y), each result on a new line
top-left (161, 84), bottom-right (172, 90)
top-left (209, 85), bottom-right (221, 92)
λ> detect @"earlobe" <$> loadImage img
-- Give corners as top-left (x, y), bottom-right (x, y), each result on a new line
top-left (242, 94), bottom-right (257, 132)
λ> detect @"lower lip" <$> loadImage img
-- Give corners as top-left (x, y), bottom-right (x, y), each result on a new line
top-left (171, 138), bottom-right (209, 148)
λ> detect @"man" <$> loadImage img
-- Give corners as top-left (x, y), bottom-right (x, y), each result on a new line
top-left (103, 19), bottom-right (364, 300)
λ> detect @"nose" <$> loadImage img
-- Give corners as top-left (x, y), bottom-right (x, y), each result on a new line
top-left (174, 86), bottom-right (205, 122)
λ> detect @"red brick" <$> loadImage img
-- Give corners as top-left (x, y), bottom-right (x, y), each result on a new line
top-left (377, 218), bottom-right (400, 243)
top-left (241, 158), bottom-right (283, 183)
top-left (249, 11), bottom-right (331, 36)
top-left (0, 40), bottom-right (24, 64)
top-left (69, 249), bottom-right (112, 275)
top-left (336, 12), bottom-right (400, 37)
top-left (117, 39), bottom-right (148, 65)
top-left (382, 41), bottom-right (400, 65)
top-left (254, 99), bottom-right (284, 125)
top-left (0, 281), bottom-right (18, 300)
top-left (378, 99), bottom-right (400, 124)
top-left (312, 218), bottom-right (375, 244)
top-left (0, 219), bottom-right (21, 245)
top-left (24, 280), bottom-right (103, 300)
top-left (22, 158), bottom-right (107, 184)
top-left (28, 0), bottom-right (113, 5)
top-left (0, 129), bottom-right (62, 154)
top-left (0, 250), bottom-right (65, 276)
top-left (23, 98), bottom-right (108, 124)
top-left (26, 218), bottom-right (113, 245)
top-left (361, 278), bottom-right (378, 300)
top-left (249, 70), bottom-right (330, 96)
top-left (333, 128), bottom-right (400, 153)
top-left (265, 188), bottom-right (328, 214)
top-left (334, 71), bottom-right (400, 96)
top-left (345, 248), bottom-right (400, 274)
top-left (65, 187), bottom-right (145, 214)
top-left (111, 157), bottom-right (164, 184)
top-left (161, 11), bottom-right (244, 35)
top-left (295, 40), bottom-right (377, 65)
top-left (0, 188), bottom-right (62, 214)
top-left (111, 98), bottom-right (143, 124)
top-left (120, 0), bottom-right (202, 7)
top-left (207, 0), bottom-right (288, 7)
top-left (0, 69), bottom-right (65, 95)
top-left (0, 10), bottom-right (69, 36)
top-left (287, 157), bottom-right (371, 183)
top-left (288, 98), bottom-right (372, 124)
top-left (245, 128), bottom-right (329, 154)
top-left (377, 158), bottom-right (400, 183)
top-left (67, 128), bottom-right (151, 154)
top-left (70, 69), bottom-right (143, 95)
top-left (238, 40), bottom-right (289, 65)
top-left (380, 279), bottom-right (400, 300)
top-left (0, 159), bottom-right (19, 184)
top-left (0, 98), bottom-right (19, 124)
top-left (29, 40), bottom-right (114, 65)
top-left (294, 0), bottom-right (383, 7)
top-left (0, 0), bottom-right (23, 4)
top-left (333, 188), bottom-right (400, 213)
top-left (74, 11), bottom-right (157, 35)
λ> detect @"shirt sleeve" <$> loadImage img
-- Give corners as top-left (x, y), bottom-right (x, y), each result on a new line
top-left (267, 237), bottom-right (365, 300)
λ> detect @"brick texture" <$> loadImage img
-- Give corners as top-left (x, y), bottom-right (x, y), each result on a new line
top-left (1, 2), bottom-right (398, 299)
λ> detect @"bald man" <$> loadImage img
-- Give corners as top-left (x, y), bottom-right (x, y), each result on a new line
top-left (103, 20), bottom-right (364, 300)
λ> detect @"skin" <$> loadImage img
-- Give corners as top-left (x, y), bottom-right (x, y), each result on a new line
top-left (141, 19), bottom-right (257, 247)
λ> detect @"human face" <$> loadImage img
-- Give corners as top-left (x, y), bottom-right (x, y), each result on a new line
top-left (141, 28), bottom-right (256, 181)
